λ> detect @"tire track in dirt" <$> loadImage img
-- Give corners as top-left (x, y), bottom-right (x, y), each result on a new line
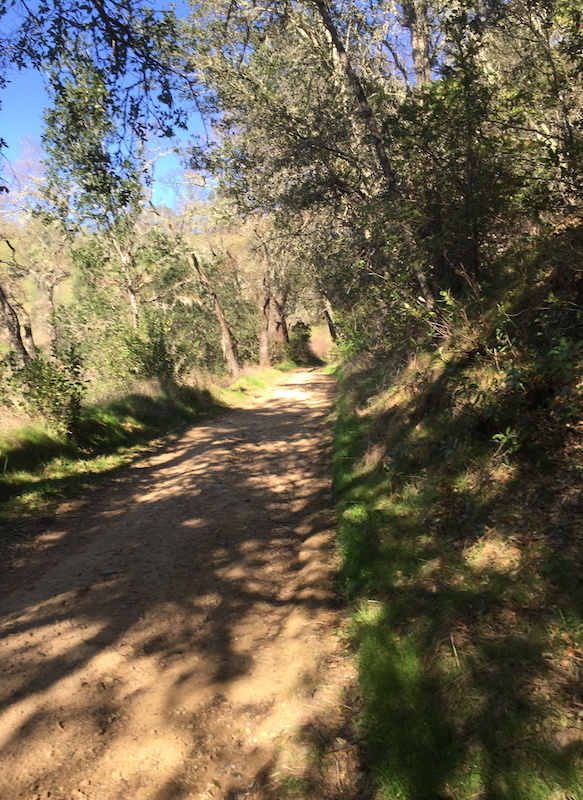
top-left (0, 371), bottom-right (363, 800)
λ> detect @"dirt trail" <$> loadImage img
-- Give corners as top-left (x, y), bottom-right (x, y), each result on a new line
top-left (0, 371), bottom-right (362, 800)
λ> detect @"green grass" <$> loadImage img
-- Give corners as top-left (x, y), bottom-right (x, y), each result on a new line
top-left (276, 359), bottom-right (304, 372)
top-left (277, 776), bottom-right (317, 799)
top-left (321, 363), bottom-right (339, 375)
top-left (217, 365), bottom-right (300, 404)
top-left (332, 346), bottom-right (583, 800)
top-left (217, 368), bottom-right (276, 404)
top-left (0, 366), bottom-right (301, 525)
top-left (0, 384), bottom-right (220, 522)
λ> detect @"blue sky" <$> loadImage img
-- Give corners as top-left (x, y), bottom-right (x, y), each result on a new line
top-left (2, 69), bottom-right (46, 170)
top-left (2, 69), bottom-right (45, 149)
top-left (1, 66), bottom-right (199, 207)
top-left (0, 0), bottom-right (202, 207)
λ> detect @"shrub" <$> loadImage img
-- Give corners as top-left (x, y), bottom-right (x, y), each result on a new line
top-left (286, 321), bottom-right (314, 365)
top-left (0, 347), bottom-right (85, 440)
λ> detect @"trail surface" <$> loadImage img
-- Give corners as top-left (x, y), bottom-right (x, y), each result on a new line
top-left (0, 371), bottom-right (361, 800)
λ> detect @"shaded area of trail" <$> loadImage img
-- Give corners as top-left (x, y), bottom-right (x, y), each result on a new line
top-left (0, 371), bottom-right (363, 800)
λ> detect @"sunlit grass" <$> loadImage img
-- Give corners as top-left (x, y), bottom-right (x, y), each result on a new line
top-left (276, 359), bottom-right (302, 372)
top-left (0, 368), bottom-right (300, 524)
top-left (0, 445), bottom-right (148, 521)
top-left (333, 350), bottom-right (583, 799)
top-left (217, 366), bottom-right (294, 404)
top-left (0, 384), bottom-right (221, 523)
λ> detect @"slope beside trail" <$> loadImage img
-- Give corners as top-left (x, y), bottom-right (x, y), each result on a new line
top-left (0, 370), bottom-right (363, 800)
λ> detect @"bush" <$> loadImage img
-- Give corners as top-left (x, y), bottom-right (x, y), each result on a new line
top-left (125, 309), bottom-right (198, 391)
top-left (286, 321), bottom-right (314, 365)
top-left (0, 347), bottom-right (85, 440)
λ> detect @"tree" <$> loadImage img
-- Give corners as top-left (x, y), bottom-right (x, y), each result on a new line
top-left (191, 253), bottom-right (242, 376)
top-left (0, 279), bottom-right (31, 363)
top-left (1, 0), bottom-right (188, 189)
top-left (2, 0), bottom-right (580, 368)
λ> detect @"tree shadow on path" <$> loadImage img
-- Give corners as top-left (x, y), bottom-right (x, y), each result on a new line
top-left (0, 371), bottom-right (352, 800)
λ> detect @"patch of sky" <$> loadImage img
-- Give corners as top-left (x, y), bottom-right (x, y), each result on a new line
top-left (0, 0), bottom-right (210, 209)
top-left (1, 66), bottom-right (210, 208)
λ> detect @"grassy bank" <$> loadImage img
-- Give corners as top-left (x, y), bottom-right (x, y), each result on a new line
top-left (332, 292), bottom-right (583, 796)
top-left (0, 367), bottom-right (290, 524)
top-left (0, 384), bottom-right (220, 524)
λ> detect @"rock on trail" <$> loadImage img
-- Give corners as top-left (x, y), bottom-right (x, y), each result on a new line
top-left (0, 371), bottom-right (363, 800)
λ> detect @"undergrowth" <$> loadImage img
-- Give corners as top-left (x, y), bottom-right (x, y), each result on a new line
top-left (0, 366), bottom-right (300, 525)
top-left (332, 229), bottom-right (583, 799)
top-left (0, 384), bottom-right (219, 524)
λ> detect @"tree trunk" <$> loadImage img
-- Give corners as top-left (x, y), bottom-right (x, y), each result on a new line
top-left (46, 282), bottom-right (59, 346)
top-left (110, 235), bottom-right (140, 328)
top-left (259, 270), bottom-right (271, 368)
top-left (312, 0), bottom-right (435, 309)
top-left (401, 1), bottom-right (432, 85)
top-left (402, 224), bottom-right (435, 310)
top-left (415, 267), bottom-right (436, 310)
top-left (191, 254), bottom-right (242, 376)
top-left (14, 302), bottom-right (38, 357)
top-left (312, 0), bottom-right (399, 194)
top-left (127, 286), bottom-right (140, 329)
top-left (322, 296), bottom-right (338, 342)
top-left (0, 282), bottom-right (31, 363)
top-left (273, 294), bottom-right (290, 345)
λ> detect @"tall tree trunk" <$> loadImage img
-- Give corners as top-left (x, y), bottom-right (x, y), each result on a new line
top-left (322, 296), bottom-right (338, 342)
top-left (312, 0), bottom-right (399, 194)
top-left (191, 254), bottom-right (242, 376)
top-left (46, 282), bottom-right (59, 346)
top-left (401, 1), bottom-right (432, 85)
top-left (312, 0), bottom-right (435, 309)
top-left (402, 1), bottom-right (439, 305)
top-left (462, 65), bottom-right (482, 284)
top-left (254, 232), bottom-right (273, 368)
top-left (259, 270), bottom-right (271, 368)
top-left (0, 282), bottom-right (31, 363)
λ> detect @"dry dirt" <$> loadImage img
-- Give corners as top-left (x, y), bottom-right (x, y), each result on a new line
top-left (0, 371), bottom-right (366, 800)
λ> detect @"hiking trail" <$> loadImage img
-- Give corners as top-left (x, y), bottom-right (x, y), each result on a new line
top-left (0, 370), bottom-right (365, 800)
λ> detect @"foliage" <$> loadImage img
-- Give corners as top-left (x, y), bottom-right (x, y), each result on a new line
top-left (0, 383), bottom-right (219, 519)
top-left (126, 307), bottom-right (198, 387)
top-left (286, 321), bottom-right (314, 366)
top-left (331, 230), bottom-right (583, 797)
top-left (2, 0), bottom-right (186, 190)
top-left (0, 346), bottom-right (84, 439)
top-left (334, 375), bottom-right (583, 796)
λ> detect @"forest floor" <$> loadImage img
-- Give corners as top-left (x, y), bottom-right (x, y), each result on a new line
top-left (0, 370), bottom-right (366, 800)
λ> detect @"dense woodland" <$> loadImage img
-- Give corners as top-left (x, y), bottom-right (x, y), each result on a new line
top-left (1, 0), bottom-right (582, 798)
top-left (0, 0), bottom-right (578, 417)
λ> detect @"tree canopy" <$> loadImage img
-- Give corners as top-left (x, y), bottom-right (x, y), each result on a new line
top-left (0, 0), bottom-right (581, 383)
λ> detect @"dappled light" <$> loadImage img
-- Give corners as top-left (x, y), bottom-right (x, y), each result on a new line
top-left (334, 340), bottom-right (583, 799)
top-left (0, 371), bottom-right (364, 800)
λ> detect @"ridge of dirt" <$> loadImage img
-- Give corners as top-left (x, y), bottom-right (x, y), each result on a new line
top-left (0, 371), bottom-right (368, 800)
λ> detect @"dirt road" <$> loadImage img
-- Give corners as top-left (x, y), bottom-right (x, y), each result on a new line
top-left (0, 371), bottom-right (362, 800)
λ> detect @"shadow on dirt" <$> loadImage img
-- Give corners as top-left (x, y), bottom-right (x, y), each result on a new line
top-left (0, 372), bottom-right (367, 799)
